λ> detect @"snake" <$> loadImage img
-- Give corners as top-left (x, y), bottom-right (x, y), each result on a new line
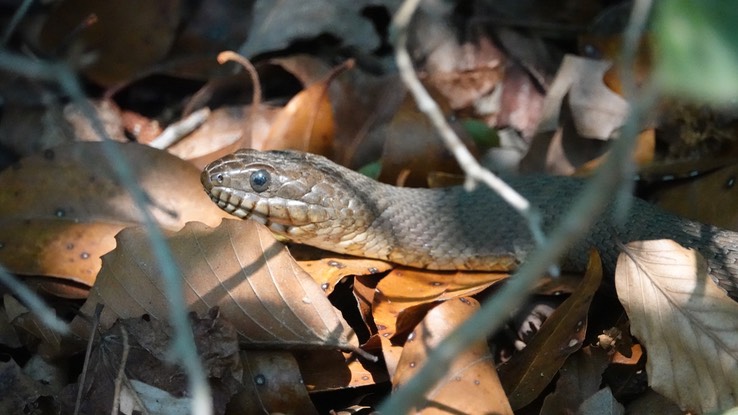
top-left (201, 149), bottom-right (738, 298)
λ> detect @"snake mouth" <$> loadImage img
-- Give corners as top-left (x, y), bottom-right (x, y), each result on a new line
top-left (207, 186), bottom-right (331, 230)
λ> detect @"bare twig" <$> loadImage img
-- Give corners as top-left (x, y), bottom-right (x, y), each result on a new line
top-left (75, 304), bottom-right (102, 415)
top-left (380, 0), bottom-right (656, 413)
top-left (1, 0), bottom-right (33, 46)
top-left (0, 265), bottom-right (69, 335)
top-left (111, 325), bottom-right (130, 415)
top-left (0, 50), bottom-right (213, 415)
top-left (149, 107), bottom-right (211, 149)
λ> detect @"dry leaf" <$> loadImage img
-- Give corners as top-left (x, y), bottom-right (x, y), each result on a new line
top-left (72, 219), bottom-right (359, 352)
top-left (0, 358), bottom-right (53, 414)
top-left (616, 239), bottom-right (738, 413)
top-left (650, 164), bottom-right (738, 231)
top-left (39, 0), bottom-right (181, 86)
top-left (576, 387), bottom-right (624, 415)
top-left (6, 293), bottom-right (62, 359)
top-left (522, 55), bottom-right (631, 174)
top-left (540, 346), bottom-right (611, 415)
top-left (167, 106), bottom-right (253, 169)
top-left (372, 268), bottom-right (507, 375)
top-left (0, 142), bottom-right (228, 296)
top-left (255, 79), bottom-right (335, 156)
top-left (238, 0), bottom-right (380, 58)
top-left (230, 351), bottom-right (319, 415)
top-left (63, 310), bottom-right (241, 414)
top-left (391, 297), bottom-right (513, 415)
top-left (501, 250), bottom-right (602, 410)
top-left (290, 244), bottom-right (392, 295)
top-left (294, 346), bottom-right (388, 391)
top-left (377, 90), bottom-right (476, 187)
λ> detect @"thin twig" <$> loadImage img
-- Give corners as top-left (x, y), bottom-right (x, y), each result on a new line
top-left (111, 325), bottom-right (130, 415)
top-left (379, 0), bottom-right (656, 412)
top-left (149, 107), bottom-right (211, 149)
top-left (1, 0), bottom-right (34, 46)
top-left (75, 304), bottom-right (102, 415)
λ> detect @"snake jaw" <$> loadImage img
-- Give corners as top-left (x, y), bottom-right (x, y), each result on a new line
top-left (206, 184), bottom-right (333, 233)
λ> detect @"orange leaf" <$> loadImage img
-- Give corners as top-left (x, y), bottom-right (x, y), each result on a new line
top-left (0, 142), bottom-right (227, 296)
top-left (372, 268), bottom-right (506, 375)
top-left (39, 0), bottom-right (182, 86)
top-left (255, 81), bottom-right (335, 155)
top-left (392, 298), bottom-right (513, 414)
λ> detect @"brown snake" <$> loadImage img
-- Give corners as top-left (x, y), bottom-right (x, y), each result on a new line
top-left (202, 149), bottom-right (738, 298)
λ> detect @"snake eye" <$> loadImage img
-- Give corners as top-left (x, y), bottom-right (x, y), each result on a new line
top-left (250, 169), bottom-right (271, 192)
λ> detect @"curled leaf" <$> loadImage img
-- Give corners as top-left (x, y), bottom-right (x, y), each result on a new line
top-left (616, 239), bottom-right (738, 413)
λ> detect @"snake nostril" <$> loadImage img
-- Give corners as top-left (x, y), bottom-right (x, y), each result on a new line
top-left (215, 173), bottom-right (224, 183)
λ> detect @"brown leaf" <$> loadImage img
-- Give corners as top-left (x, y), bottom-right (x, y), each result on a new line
top-left (5, 295), bottom-right (61, 358)
top-left (392, 297), bottom-right (513, 415)
top-left (577, 387), bottom-right (625, 415)
top-left (377, 91), bottom-right (477, 187)
top-left (649, 164), bottom-right (738, 231)
top-left (422, 36), bottom-right (504, 110)
top-left (63, 310), bottom-right (240, 414)
top-left (39, 0), bottom-right (182, 86)
top-left (372, 268), bottom-right (507, 375)
top-left (0, 142), bottom-right (228, 296)
top-left (0, 358), bottom-right (52, 414)
top-left (238, 0), bottom-right (380, 58)
top-left (521, 55), bottom-right (631, 175)
top-left (616, 239), bottom-right (738, 413)
top-left (253, 78), bottom-right (335, 156)
top-left (294, 347), bottom-right (388, 391)
top-left (500, 250), bottom-right (602, 409)
top-left (167, 106), bottom-right (258, 169)
top-left (290, 244), bottom-right (392, 295)
top-left (540, 346), bottom-right (611, 414)
top-left (72, 219), bottom-right (359, 351)
top-left (230, 351), bottom-right (319, 415)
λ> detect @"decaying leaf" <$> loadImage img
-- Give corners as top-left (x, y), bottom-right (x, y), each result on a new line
top-left (0, 142), bottom-right (228, 296)
top-left (377, 90), bottom-right (477, 187)
top-left (62, 309), bottom-right (241, 415)
top-left (39, 0), bottom-right (182, 86)
top-left (238, 0), bottom-right (381, 58)
top-left (392, 297), bottom-right (512, 415)
top-left (291, 244), bottom-right (392, 295)
top-left (372, 267), bottom-right (507, 375)
top-left (539, 346), bottom-right (611, 414)
top-left (577, 387), bottom-right (625, 415)
top-left (650, 164), bottom-right (738, 231)
top-left (253, 74), bottom-right (336, 156)
top-left (230, 351), bottom-right (319, 415)
top-left (72, 219), bottom-right (359, 352)
top-left (521, 55), bottom-right (632, 175)
top-left (501, 250), bottom-right (602, 410)
top-left (0, 357), bottom-right (53, 414)
top-left (616, 239), bottom-right (738, 413)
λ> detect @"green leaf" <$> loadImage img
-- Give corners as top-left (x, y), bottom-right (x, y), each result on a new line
top-left (653, 0), bottom-right (738, 103)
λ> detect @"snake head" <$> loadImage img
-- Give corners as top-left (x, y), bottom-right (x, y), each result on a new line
top-left (201, 149), bottom-right (379, 246)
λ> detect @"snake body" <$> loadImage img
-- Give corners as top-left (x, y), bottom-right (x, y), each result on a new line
top-left (202, 149), bottom-right (738, 297)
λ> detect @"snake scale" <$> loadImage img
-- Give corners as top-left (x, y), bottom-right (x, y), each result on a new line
top-left (201, 149), bottom-right (738, 298)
